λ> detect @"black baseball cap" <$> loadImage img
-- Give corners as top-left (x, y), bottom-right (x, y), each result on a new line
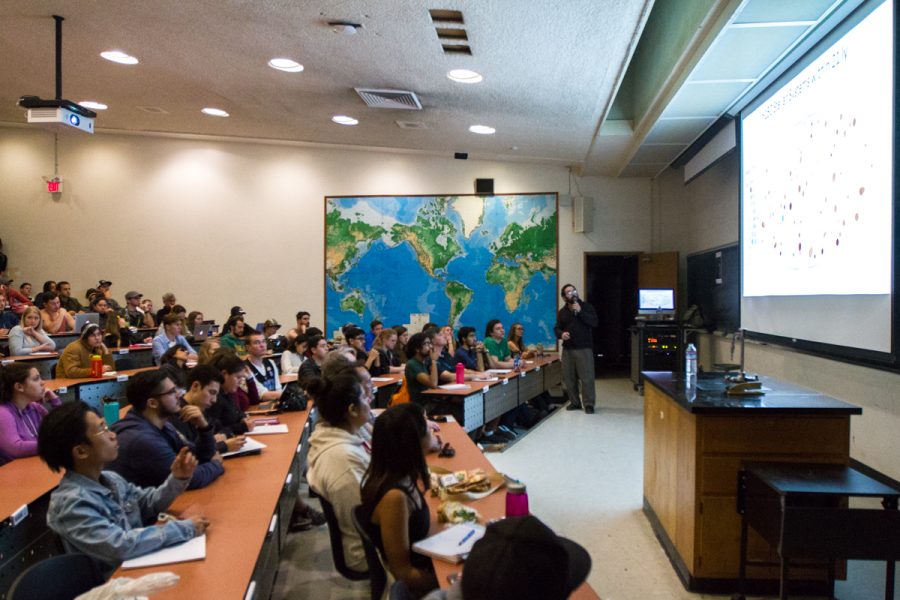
top-left (230, 306), bottom-right (246, 316)
top-left (461, 516), bottom-right (591, 600)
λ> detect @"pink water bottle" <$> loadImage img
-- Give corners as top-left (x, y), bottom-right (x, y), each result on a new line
top-left (455, 362), bottom-right (465, 384)
top-left (505, 482), bottom-right (529, 517)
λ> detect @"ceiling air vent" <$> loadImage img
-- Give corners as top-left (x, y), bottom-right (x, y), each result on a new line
top-left (396, 120), bottom-right (427, 129)
top-left (355, 88), bottom-right (422, 110)
top-left (136, 105), bottom-right (169, 114)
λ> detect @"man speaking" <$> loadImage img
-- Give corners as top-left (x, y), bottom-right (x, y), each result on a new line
top-left (554, 284), bottom-right (598, 414)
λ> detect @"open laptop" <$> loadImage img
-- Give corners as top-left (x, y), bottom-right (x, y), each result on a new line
top-left (74, 312), bottom-right (100, 333)
top-left (193, 321), bottom-right (216, 341)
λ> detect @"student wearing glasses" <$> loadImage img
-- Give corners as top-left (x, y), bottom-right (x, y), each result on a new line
top-left (108, 369), bottom-right (224, 490)
top-left (39, 401), bottom-right (208, 578)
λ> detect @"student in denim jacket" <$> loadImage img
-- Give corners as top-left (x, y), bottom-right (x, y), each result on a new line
top-left (38, 401), bottom-right (209, 578)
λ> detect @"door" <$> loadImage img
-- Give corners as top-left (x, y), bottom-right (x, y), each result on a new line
top-left (584, 254), bottom-right (638, 376)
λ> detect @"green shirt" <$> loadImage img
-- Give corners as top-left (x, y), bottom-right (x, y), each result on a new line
top-left (405, 357), bottom-right (431, 405)
top-left (219, 332), bottom-right (246, 354)
top-left (484, 337), bottom-right (511, 361)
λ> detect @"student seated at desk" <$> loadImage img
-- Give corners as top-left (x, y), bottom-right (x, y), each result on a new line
top-left (298, 334), bottom-right (328, 389)
top-left (152, 314), bottom-right (198, 364)
top-left (0, 293), bottom-right (19, 335)
top-left (368, 328), bottom-right (404, 376)
top-left (507, 322), bottom-right (536, 360)
top-left (56, 324), bottom-right (115, 378)
top-left (345, 326), bottom-right (369, 362)
top-left (281, 333), bottom-right (307, 375)
top-left (219, 315), bottom-right (247, 354)
top-left (39, 401), bottom-right (208, 578)
top-left (404, 333), bottom-right (440, 406)
top-left (123, 291), bottom-right (154, 329)
top-left (0, 363), bottom-right (61, 466)
top-left (206, 350), bottom-right (257, 439)
top-left (245, 331), bottom-right (282, 402)
top-left (39, 292), bottom-right (75, 334)
top-left (197, 338), bottom-right (221, 365)
top-left (483, 319), bottom-right (515, 369)
top-left (360, 403), bottom-right (438, 596)
top-left (159, 344), bottom-right (190, 370)
top-left (108, 369), bottom-right (224, 490)
top-left (8, 306), bottom-right (56, 355)
top-left (167, 364), bottom-right (245, 457)
top-left (33, 281), bottom-right (56, 310)
top-left (56, 281), bottom-right (83, 314)
top-left (286, 310), bottom-right (310, 344)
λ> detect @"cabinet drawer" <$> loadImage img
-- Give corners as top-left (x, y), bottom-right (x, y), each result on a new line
top-left (700, 415), bottom-right (849, 455)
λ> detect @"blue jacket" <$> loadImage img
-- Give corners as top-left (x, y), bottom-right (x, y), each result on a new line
top-left (151, 333), bottom-right (196, 363)
top-left (47, 470), bottom-right (194, 578)
top-left (108, 409), bottom-right (223, 490)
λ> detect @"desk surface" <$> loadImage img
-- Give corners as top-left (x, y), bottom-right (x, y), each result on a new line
top-left (643, 371), bottom-right (862, 415)
top-left (422, 354), bottom-right (559, 397)
top-left (111, 410), bottom-right (309, 598)
top-left (0, 353), bottom-right (59, 363)
top-left (44, 367), bottom-right (155, 392)
top-left (425, 418), bottom-right (599, 599)
top-left (744, 462), bottom-right (900, 498)
top-left (0, 456), bottom-right (61, 519)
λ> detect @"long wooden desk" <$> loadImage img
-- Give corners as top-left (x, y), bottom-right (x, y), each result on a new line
top-left (421, 355), bottom-right (561, 432)
top-left (642, 371), bottom-right (862, 594)
top-left (112, 410), bottom-right (311, 600)
top-left (45, 367), bottom-right (156, 411)
top-left (425, 418), bottom-right (599, 599)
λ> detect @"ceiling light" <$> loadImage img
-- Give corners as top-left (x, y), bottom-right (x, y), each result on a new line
top-left (328, 21), bottom-right (362, 35)
top-left (268, 58), bottom-right (304, 72)
top-left (78, 101), bottom-right (108, 111)
top-left (332, 115), bottom-right (359, 126)
top-left (201, 107), bottom-right (229, 117)
top-left (100, 50), bottom-right (138, 65)
top-left (469, 125), bottom-right (495, 135)
top-left (447, 69), bottom-right (483, 84)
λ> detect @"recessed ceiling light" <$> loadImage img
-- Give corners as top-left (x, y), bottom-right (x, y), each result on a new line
top-left (201, 107), bottom-right (229, 117)
top-left (469, 125), bottom-right (495, 135)
top-left (447, 69), bottom-right (483, 84)
top-left (78, 101), bottom-right (108, 111)
top-left (268, 58), bottom-right (304, 72)
top-left (100, 50), bottom-right (138, 65)
top-left (332, 115), bottom-right (359, 126)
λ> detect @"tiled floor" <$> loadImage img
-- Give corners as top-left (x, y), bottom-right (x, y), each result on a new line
top-left (274, 378), bottom-right (898, 599)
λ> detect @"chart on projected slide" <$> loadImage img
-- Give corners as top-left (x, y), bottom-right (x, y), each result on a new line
top-left (741, 1), bottom-right (892, 297)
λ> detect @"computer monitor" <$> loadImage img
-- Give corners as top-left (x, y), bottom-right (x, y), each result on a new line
top-left (638, 289), bottom-right (675, 317)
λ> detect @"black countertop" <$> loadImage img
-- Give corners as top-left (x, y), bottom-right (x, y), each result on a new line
top-left (642, 371), bottom-right (862, 415)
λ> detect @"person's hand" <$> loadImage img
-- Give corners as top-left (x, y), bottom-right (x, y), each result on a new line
top-left (430, 346), bottom-right (441, 361)
top-left (97, 343), bottom-right (110, 354)
top-left (475, 341), bottom-right (485, 352)
top-left (224, 436), bottom-right (246, 452)
top-left (189, 514), bottom-right (210, 536)
top-left (180, 405), bottom-right (208, 428)
top-left (243, 417), bottom-right (254, 431)
top-left (101, 364), bottom-right (114, 373)
top-left (368, 347), bottom-right (380, 364)
top-left (214, 433), bottom-right (227, 443)
top-left (561, 331), bottom-right (571, 341)
top-left (571, 302), bottom-right (581, 314)
top-left (0, 329), bottom-right (8, 336)
top-left (171, 446), bottom-right (198, 480)
top-left (42, 388), bottom-right (58, 403)
top-left (142, 336), bottom-right (153, 344)
top-left (211, 452), bottom-right (224, 465)
top-left (426, 419), bottom-right (441, 433)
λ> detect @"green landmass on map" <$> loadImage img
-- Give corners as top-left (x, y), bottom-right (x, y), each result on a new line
top-left (487, 214), bottom-right (557, 311)
top-left (326, 209), bottom-right (386, 285)
top-left (339, 291), bottom-right (366, 317)
top-left (390, 197), bottom-right (462, 276)
top-left (445, 281), bottom-right (474, 326)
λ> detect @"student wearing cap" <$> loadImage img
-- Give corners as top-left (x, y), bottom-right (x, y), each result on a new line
top-left (97, 280), bottom-right (121, 312)
top-left (40, 292), bottom-right (75, 334)
top-left (123, 291), bottom-right (153, 328)
top-left (263, 318), bottom-right (288, 352)
top-left (230, 305), bottom-right (246, 318)
top-left (56, 324), bottom-right (116, 378)
top-left (152, 313), bottom-right (198, 364)
top-left (422, 515), bottom-right (591, 600)
top-left (156, 292), bottom-right (177, 325)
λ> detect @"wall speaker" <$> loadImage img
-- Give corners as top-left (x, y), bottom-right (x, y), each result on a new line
top-left (475, 178), bottom-right (494, 195)
top-left (572, 196), bottom-right (593, 233)
top-left (454, 152), bottom-right (468, 160)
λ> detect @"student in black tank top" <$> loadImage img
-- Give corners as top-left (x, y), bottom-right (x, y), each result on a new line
top-left (360, 403), bottom-right (438, 595)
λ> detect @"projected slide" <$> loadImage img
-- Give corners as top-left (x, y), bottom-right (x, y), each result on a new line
top-left (742, 0), bottom-right (892, 297)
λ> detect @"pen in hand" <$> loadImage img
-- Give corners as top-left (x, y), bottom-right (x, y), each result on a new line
top-left (458, 528), bottom-right (476, 546)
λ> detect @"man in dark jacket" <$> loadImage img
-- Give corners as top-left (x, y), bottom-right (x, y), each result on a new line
top-left (109, 369), bottom-right (224, 489)
top-left (554, 284), bottom-right (599, 414)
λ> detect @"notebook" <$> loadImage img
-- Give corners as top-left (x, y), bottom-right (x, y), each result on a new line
top-left (248, 424), bottom-right (289, 435)
top-left (121, 535), bottom-right (206, 569)
top-left (221, 436), bottom-right (266, 458)
top-left (412, 523), bottom-right (486, 564)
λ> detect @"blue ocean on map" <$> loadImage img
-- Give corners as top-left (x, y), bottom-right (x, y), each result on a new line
top-left (326, 195), bottom-right (558, 346)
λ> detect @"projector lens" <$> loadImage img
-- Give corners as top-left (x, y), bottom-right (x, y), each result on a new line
top-left (69, 115), bottom-right (80, 126)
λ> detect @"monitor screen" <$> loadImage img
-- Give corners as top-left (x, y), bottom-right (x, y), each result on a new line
top-left (638, 289), bottom-right (675, 311)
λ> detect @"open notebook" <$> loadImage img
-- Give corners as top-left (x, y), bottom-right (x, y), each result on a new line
top-left (412, 523), bottom-right (485, 564)
top-left (121, 535), bottom-right (206, 569)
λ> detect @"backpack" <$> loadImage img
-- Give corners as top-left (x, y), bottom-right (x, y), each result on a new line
top-left (390, 377), bottom-right (410, 406)
top-left (279, 380), bottom-right (308, 412)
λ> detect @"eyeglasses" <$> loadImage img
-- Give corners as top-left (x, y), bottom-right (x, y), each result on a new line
top-left (90, 422), bottom-right (111, 437)
top-left (152, 387), bottom-right (179, 399)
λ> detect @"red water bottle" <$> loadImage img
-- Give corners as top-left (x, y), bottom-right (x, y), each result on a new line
top-left (90, 354), bottom-right (103, 378)
top-left (505, 482), bottom-right (529, 517)
top-left (455, 362), bottom-right (465, 384)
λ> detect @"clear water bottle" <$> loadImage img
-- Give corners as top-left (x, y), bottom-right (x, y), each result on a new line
top-left (685, 343), bottom-right (698, 381)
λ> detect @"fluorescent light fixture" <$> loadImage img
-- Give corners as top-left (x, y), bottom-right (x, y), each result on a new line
top-left (447, 69), bottom-right (483, 84)
top-left (268, 58), bottom-right (304, 72)
top-left (100, 50), bottom-right (138, 65)
top-left (78, 101), bottom-right (108, 110)
top-left (469, 125), bottom-right (495, 135)
top-left (332, 115), bottom-right (359, 125)
top-left (201, 107), bottom-right (229, 117)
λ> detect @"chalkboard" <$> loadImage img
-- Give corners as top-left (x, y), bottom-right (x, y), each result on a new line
top-left (687, 243), bottom-right (740, 333)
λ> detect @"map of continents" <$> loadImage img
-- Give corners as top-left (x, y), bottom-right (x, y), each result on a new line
top-left (325, 194), bottom-right (558, 346)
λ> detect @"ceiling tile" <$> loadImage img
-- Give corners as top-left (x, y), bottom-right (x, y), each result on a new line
top-left (620, 163), bottom-right (668, 178)
top-left (645, 117), bottom-right (715, 144)
top-left (662, 81), bottom-right (751, 118)
top-left (734, 0), bottom-right (837, 24)
top-left (691, 25), bottom-right (811, 81)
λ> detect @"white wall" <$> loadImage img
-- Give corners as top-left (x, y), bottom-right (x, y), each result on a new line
top-left (653, 152), bottom-right (900, 480)
top-left (0, 125), bottom-right (652, 330)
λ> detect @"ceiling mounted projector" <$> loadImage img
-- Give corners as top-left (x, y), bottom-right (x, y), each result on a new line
top-left (19, 96), bottom-right (95, 134)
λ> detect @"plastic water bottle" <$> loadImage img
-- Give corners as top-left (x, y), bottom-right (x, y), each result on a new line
top-left (455, 362), bottom-right (465, 384)
top-left (685, 343), bottom-right (698, 381)
top-left (513, 356), bottom-right (521, 372)
top-left (505, 482), bottom-right (529, 517)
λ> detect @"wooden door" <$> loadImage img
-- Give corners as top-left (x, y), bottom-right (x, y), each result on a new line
top-left (638, 251), bottom-right (679, 298)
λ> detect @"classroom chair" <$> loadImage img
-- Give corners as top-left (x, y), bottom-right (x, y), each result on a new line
top-left (389, 580), bottom-right (415, 600)
top-left (8, 553), bottom-right (104, 600)
top-left (312, 488), bottom-right (369, 581)
top-left (352, 505), bottom-right (388, 600)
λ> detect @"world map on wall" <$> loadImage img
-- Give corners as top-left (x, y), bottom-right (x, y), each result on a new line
top-left (325, 194), bottom-right (558, 346)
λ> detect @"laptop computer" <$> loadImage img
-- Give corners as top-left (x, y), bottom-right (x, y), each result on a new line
top-left (193, 322), bottom-right (216, 341)
top-left (74, 312), bottom-right (100, 333)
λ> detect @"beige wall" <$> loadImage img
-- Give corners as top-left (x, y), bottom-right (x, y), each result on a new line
top-left (0, 125), bottom-right (652, 330)
top-left (654, 152), bottom-right (900, 480)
